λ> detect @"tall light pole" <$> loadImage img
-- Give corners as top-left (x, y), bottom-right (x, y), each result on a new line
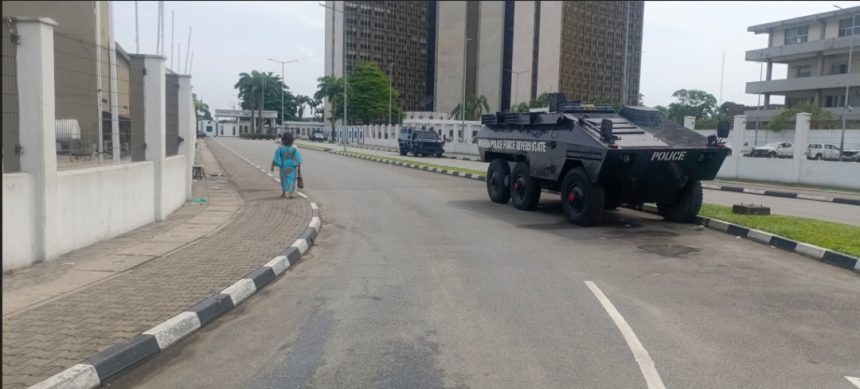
top-left (319, 2), bottom-right (348, 150)
top-left (268, 58), bottom-right (299, 135)
top-left (834, 5), bottom-right (856, 161)
top-left (389, 62), bottom-right (396, 125)
top-left (505, 68), bottom-right (530, 109)
top-left (461, 37), bottom-right (472, 140)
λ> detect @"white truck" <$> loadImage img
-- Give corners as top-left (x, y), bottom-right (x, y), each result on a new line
top-left (806, 143), bottom-right (841, 161)
top-left (751, 141), bottom-right (793, 158)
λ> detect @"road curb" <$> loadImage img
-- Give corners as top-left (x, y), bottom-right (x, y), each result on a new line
top-left (700, 182), bottom-right (860, 207)
top-left (28, 152), bottom-right (323, 389)
top-left (311, 145), bottom-right (859, 275)
top-left (636, 204), bottom-right (860, 274)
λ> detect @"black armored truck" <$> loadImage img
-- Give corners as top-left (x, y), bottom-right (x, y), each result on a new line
top-left (478, 94), bottom-right (731, 226)
top-left (399, 127), bottom-right (445, 157)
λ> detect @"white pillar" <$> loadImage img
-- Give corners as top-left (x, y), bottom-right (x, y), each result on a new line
top-left (135, 54), bottom-right (167, 220)
top-left (683, 116), bottom-right (696, 130)
top-left (15, 17), bottom-right (59, 261)
top-left (731, 115), bottom-right (747, 179)
top-left (793, 112), bottom-right (810, 183)
top-left (176, 75), bottom-right (194, 200)
top-left (108, 1), bottom-right (120, 162)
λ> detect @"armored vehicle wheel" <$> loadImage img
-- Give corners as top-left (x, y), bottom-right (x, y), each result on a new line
top-left (436, 152), bottom-right (443, 158)
top-left (486, 159), bottom-right (511, 204)
top-left (560, 168), bottom-right (605, 226)
top-left (510, 163), bottom-right (541, 210)
top-left (657, 181), bottom-right (703, 223)
top-left (400, 149), bottom-right (407, 156)
top-left (414, 150), bottom-right (421, 157)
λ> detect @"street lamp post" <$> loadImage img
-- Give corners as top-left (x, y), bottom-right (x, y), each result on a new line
top-left (834, 5), bottom-right (856, 161)
top-left (505, 68), bottom-right (530, 110)
top-left (268, 58), bottom-right (299, 136)
top-left (389, 62), bottom-right (396, 126)
top-left (461, 37), bottom-right (472, 141)
top-left (319, 2), bottom-right (348, 150)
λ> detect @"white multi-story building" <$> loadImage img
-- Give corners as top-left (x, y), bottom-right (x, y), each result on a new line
top-left (745, 6), bottom-right (860, 124)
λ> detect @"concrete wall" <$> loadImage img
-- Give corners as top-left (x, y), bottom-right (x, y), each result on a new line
top-left (536, 1), bottom-right (562, 96)
top-left (52, 162), bottom-right (155, 256)
top-left (477, 1), bottom-right (504, 113)
top-left (162, 155), bottom-right (186, 218)
top-left (434, 1), bottom-right (467, 114)
top-left (511, 0), bottom-right (535, 105)
top-left (2, 173), bottom-right (36, 270)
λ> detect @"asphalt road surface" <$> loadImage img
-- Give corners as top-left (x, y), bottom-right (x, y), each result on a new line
top-left (111, 138), bottom-right (860, 389)
top-left (318, 143), bottom-right (860, 226)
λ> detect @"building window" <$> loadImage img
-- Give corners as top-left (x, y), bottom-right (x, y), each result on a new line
top-left (831, 63), bottom-right (848, 75)
top-left (794, 65), bottom-right (812, 78)
top-left (784, 26), bottom-right (808, 45)
top-left (839, 18), bottom-right (859, 37)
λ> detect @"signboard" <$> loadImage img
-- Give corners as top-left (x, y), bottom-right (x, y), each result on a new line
top-left (214, 109), bottom-right (278, 118)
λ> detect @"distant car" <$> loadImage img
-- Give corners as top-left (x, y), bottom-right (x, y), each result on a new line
top-left (398, 127), bottom-right (444, 157)
top-left (309, 131), bottom-right (327, 142)
top-left (806, 143), bottom-right (841, 161)
top-left (751, 141), bottom-right (793, 158)
top-left (842, 145), bottom-right (860, 162)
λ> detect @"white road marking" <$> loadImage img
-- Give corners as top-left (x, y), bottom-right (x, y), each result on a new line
top-left (585, 281), bottom-right (666, 389)
top-left (846, 376), bottom-right (860, 388)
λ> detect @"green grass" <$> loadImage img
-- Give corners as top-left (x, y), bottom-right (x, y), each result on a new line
top-left (715, 178), bottom-right (860, 194)
top-left (698, 204), bottom-right (860, 257)
top-left (297, 142), bottom-right (487, 177)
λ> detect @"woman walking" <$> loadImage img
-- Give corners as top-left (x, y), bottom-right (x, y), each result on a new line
top-left (271, 133), bottom-right (303, 198)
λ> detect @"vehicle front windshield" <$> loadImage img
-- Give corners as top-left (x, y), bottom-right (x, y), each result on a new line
top-left (414, 131), bottom-right (438, 140)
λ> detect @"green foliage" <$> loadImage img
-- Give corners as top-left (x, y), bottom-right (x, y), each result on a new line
top-left (698, 204), bottom-right (860, 257)
top-left (234, 70), bottom-right (297, 130)
top-left (347, 62), bottom-right (402, 124)
top-left (451, 95), bottom-right (491, 120)
top-left (315, 75), bottom-right (345, 129)
top-left (510, 93), bottom-right (554, 113)
top-left (665, 89), bottom-right (718, 124)
top-left (767, 102), bottom-right (837, 132)
top-left (193, 94), bottom-right (211, 120)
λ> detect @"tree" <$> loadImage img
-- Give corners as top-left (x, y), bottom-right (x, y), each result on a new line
top-left (665, 89), bottom-right (718, 125)
top-left (347, 62), bottom-right (401, 124)
top-left (308, 98), bottom-right (321, 121)
top-left (193, 94), bottom-right (211, 120)
top-left (315, 75), bottom-right (345, 131)
top-left (768, 102), bottom-right (836, 132)
top-left (451, 95), bottom-right (491, 120)
top-left (295, 95), bottom-right (312, 119)
top-left (235, 71), bottom-right (297, 132)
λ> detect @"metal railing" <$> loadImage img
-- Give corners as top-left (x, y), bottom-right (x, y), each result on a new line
top-left (2, 18), bottom-right (21, 173)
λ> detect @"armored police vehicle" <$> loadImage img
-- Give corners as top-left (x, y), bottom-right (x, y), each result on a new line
top-left (399, 127), bottom-right (445, 157)
top-left (478, 94), bottom-right (731, 226)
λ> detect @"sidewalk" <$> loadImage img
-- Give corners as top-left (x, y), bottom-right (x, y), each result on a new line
top-left (1, 139), bottom-right (312, 389)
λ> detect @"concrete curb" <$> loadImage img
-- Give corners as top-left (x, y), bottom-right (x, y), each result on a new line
top-left (637, 204), bottom-right (860, 274)
top-left (700, 182), bottom-right (860, 207)
top-left (28, 146), bottom-right (323, 389)
top-left (341, 143), bottom-right (482, 161)
top-left (312, 145), bottom-right (859, 275)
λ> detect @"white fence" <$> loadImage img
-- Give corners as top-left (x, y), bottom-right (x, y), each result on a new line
top-left (333, 119), bottom-right (483, 155)
top-left (1, 18), bottom-right (195, 270)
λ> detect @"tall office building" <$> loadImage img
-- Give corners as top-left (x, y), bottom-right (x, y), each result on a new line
top-left (324, 0), bottom-right (436, 124)
top-left (435, 1), bottom-right (644, 115)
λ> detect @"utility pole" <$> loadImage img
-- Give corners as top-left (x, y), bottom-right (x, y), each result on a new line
top-left (319, 2), bottom-right (348, 150)
top-left (269, 58), bottom-right (299, 134)
top-left (134, 1), bottom-right (139, 52)
top-left (834, 5), bottom-right (855, 161)
top-left (621, 0), bottom-right (630, 105)
top-left (170, 10), bottom-right (174, 69)
top-left (389, 62), bottom-right (396, 125)
top-left (462, 37), bottom-right (472, 139)
top-left (505, 69), bottom-right (530, 109)
top-left (719, 52), bottom-right (725, 105)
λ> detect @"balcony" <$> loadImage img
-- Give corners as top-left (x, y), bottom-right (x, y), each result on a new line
top-left (746, 36), bottom-right (860, 62)
top-left (743, 107), bottom-right (860, 121)
top-left (746, 73), bottom-right (856, 94)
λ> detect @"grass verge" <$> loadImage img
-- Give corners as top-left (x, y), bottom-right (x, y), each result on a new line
top-left (698, 204), bottom-right (860, 257)
top-left (298, 142), bottom-right (486, 177)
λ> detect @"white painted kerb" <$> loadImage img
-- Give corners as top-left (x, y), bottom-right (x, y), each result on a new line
top-left (28, 363), bottom-right (100, 389)
top-left (143, 311), bottom-right (201, 349)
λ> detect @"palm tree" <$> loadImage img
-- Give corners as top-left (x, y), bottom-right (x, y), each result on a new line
top-left (193, 94), bottom-right (211, 120)
top-left (295, 95), bottom-right (311, 119)
top-left (235, 71), bottom-right (282, 133)
top-left (451, 95), bottom-right (491, 121)
top-left (308, 98), bottom-right (321, 120)
top-left (315, 75), bottom-right (344, 132)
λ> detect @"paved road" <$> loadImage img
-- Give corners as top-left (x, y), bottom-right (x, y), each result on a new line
top-left (112, 138), bottom-right (860, 389)
top-left (309, 142), bottom-right (860, 226)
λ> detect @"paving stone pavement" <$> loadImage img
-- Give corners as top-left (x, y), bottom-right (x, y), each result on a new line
top-left (1, 139), bottom-right (312, 389)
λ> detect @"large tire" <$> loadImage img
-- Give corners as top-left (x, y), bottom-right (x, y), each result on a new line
top-left (657, 181), bottom-right (703, 223)
top-left (399, 149), bottom-right (407, 156)
top-left (486, 159), bottom-right (511, 204)
top-left (768, 151), bottom-right (777, 159)
top-left (560, 168), bottom-right (605, 226)
top-left (815, 154), bottom-right (822, 161)
top-left (510, 162), bottom-right (541, 210)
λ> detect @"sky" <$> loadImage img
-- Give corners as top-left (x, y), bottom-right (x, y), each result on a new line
top-left (113, 1), bottom-right (858, 114)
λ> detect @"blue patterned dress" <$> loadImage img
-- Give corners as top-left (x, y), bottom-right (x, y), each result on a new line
top-left (273, 145), bottom-right (302, 193)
